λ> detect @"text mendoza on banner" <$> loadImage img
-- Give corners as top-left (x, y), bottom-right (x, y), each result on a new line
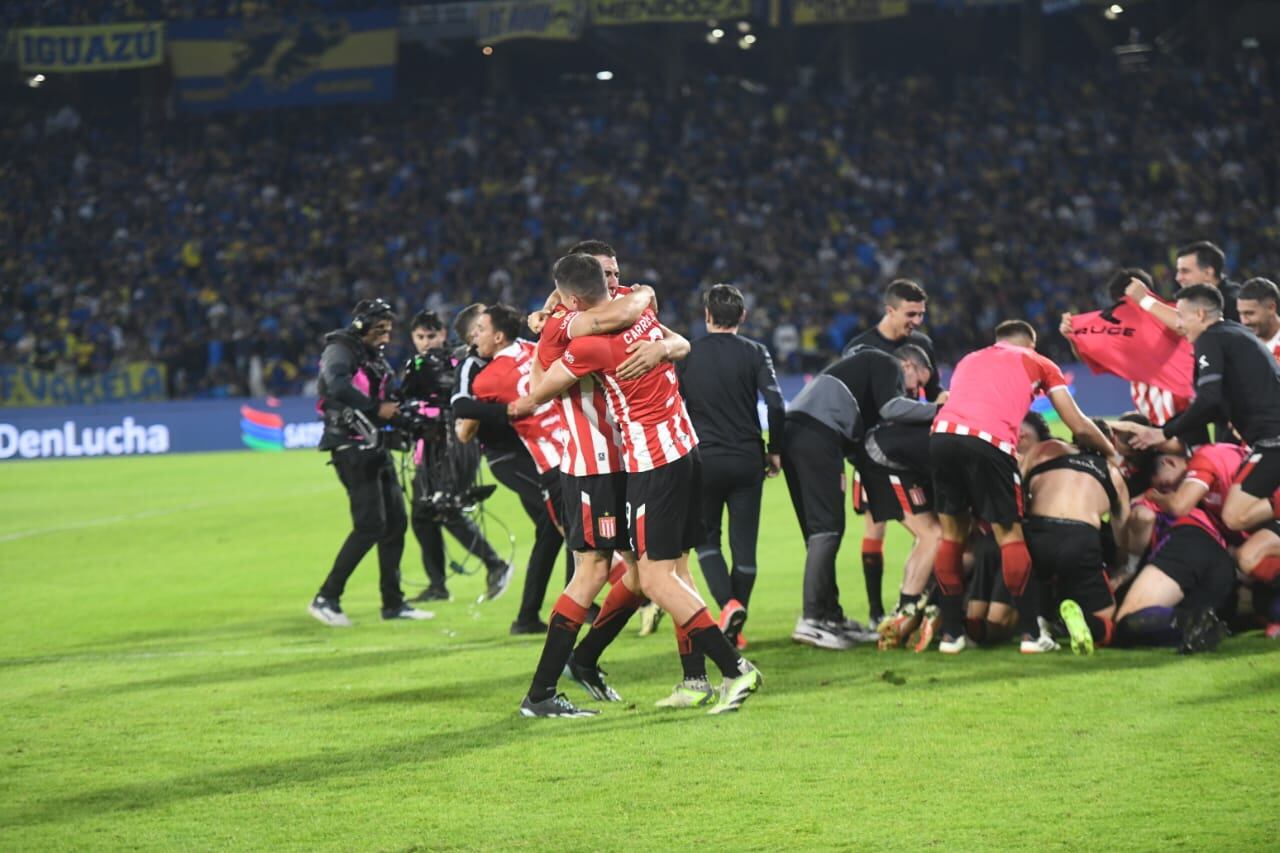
top-left (791, 0), bottom-right (908, 25)
top-left (17, 22), bottom-right (165, 73)
top-left (168, 11), bottom-right (396, 113)
top-left (592, 0), bottom-right (751, 26)
top-left (476, 0), bottom-right (584, 43)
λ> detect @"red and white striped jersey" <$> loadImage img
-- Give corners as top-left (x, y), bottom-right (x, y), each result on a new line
top-left (1266, 329), bottom-right (1280, 364)
top-left (537, 296), bottom-right (628, 477)
top-left (1129, 381), bottom-right (1191, 427)
top-left (561, 309), bottom-right (698, 473)
top-left (470, 340), bottom-right (566, 475)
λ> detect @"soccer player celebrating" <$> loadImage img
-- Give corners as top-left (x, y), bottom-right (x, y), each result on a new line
top-left (842, 279), bottom-right (944, 626)
top-left (523, 253), bottom-right (762, 717)
top-left (1236, 277), bottom-right (1280, 362)
top-left (784, 343), bottom-right (938, 649)
top-left (1119, 285), bottom-right (1280, 536)
top-left (929, 320), bottom-right (1117, 654)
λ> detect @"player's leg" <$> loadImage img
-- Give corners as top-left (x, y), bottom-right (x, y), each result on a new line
top-left (1237, 524), bottom-right (1280, 636)
top-left (720, 462), bottom-right (763, 645)
top-left (373, 454), bottom-right (415, 616)
top-left (862, 515), bottom-right (888, 625)
top-left (313, 449), bottom-right (385, 625)
top-left (1224, 449), bottom-right (1280, 531)
top-left (693, 453), bottom-right (734, 608)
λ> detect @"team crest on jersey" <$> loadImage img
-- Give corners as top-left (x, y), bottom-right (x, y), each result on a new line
top-left (908, 486), bottom-right (927, 507)
top-left (598, 514), bottom-right (616, 540)
top-left (552, 309), bottom-right (567, 318)
top-left (564, 352), bottom-right (576, 364)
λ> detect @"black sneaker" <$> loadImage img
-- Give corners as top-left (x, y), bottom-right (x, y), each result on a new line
top-left (510, 618), bottom-right (549, 635)
top-left (518, 692), bottom-right (599, 718)
top-left (564, 657), bottom-right (622, 702)
top-left (478, 563), bottom-right (514, 603)
top-left (412, 586), bottom-right (451, 603)
top-left (308, 595), bottom-right (351, 627)
top-left (1178, 608), bottom-right (1227, 655)
top-left (381, 602), bottom-right (434, 621)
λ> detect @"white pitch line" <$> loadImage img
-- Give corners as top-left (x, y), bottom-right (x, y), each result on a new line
top-left (0, 485), bottom-right (330, 544)
top-left (2, 640), bottom-right (495, 667)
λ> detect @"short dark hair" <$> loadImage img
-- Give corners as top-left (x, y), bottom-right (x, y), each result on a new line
top-left (567, 240), bottom-right (616, 259)
top-left (1240, 277), bottom-right (1280, 308)
top-left (553, 253), bottom-right (608, 303)
top-left (1106, 267), bottom-right (1154, 303)
top-left (1175, 284), bottom-right (1224, 315)
top-left (705, 284), bottom-right (746, 327)
top-left (1176, 241), bottom-right (1226, 281)
top-left (483, 303), bottom-right (524, 344)
top-left (1118, 410), bottom-right (1152, 427)
top-left (896, 343), bottom-right (932, 374)
top-left (994, 319), bottom-right (1037, 345)
top-left (885, 279), bottom-right (927, 306)
top-left (1022, 411), bottom-right (1052, 442)
top-left (1085, 417), bottom-right (1114, 446)
top-left (411, 309), bottom-right (445, 332)
top-left (453, 303), bottom-right (485, 342)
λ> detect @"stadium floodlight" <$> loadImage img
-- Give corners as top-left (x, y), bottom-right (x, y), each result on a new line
top-left (596, 70), bottom-right (614, 81)
top-left (712, 28), bottom-right (725, 39)
top-left (1104, 3), bottom-right (1123, 19)
top-left (738, 36), bottom-right (754, 50)
top-left (482, 45), bottom-right (494, 55)
top-left (737, 21), bottom-right (751, 33)
top-left (27, 74), bottom-right (45, 88)
top-left (744, 34), bottom-right (757, 45)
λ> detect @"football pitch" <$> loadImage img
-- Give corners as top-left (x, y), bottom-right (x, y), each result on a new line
top-left (2, 451), bottom-right (1278, 850)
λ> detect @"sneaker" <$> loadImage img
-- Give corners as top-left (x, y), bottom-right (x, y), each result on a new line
top-left (1020, 633), bottom-right (1060, 654)
top-left (911, 605), bottom-right (941, 653)
top-left (869, 609), bottom-right (886, 631)
top-left (877, 603), bottom-right (921, 650)
top-left (381, 602), bottom-right (434, 621)
top-left (655, 677), bottom-right (716, 708)
top-left (509, 618), bottom-right (548, 636)
top-left (518, 692), bottom-right (600, 718)
top-left (735, 630), bottom-right (748, 651)
top-left (938, 633), bottom-right (969, 654)
top-left (718, 599), bottom-right (748, 647)
top-left (637, 601), bottom-right (664, 636)
top-left (707, 662), bottom-right (763, 715)
top-left (1178, 608), bottom-right (1227, 655)
top-left (1059, 599), bottom-right (1094, 656)
top-left (836, 617), bottom-right (880, 644)
top-left (479, 563), bottom-right (514, 603)
top-left (791, 616), bottom-right (854, 650)
top-left (564, 658), bottom-right (622, 702)
top-left (412, 586), bottom-right (451, 603)
top-left (308, 595), bottom-right (351, 627)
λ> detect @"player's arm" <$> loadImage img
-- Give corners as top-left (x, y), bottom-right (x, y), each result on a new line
top-left (757, 343), bottom-right (785, 473)
top-left (1126, 277), bottom-right (1180, 333)
top-left (1109, 465), bottom-right (1131, 535)
top-left (871, 359), bottom-right (937, 424)
top-left (1059, 313), bottom-right (1083, 360)
top-left (1154, 336), bottom-right (1225, 447)
top-left (529, 360), bottom-right (582, 405)
top-left (1145, 477), bottom-right (1210, 519)
top-left (615, 325), bottom-right (688, 381)
top-left (451, 358), bottom-right (508, 441)
top-left (566, 286), bottom-right (657, 338)
top-left (1047, 387), bottom-right (1118, 463)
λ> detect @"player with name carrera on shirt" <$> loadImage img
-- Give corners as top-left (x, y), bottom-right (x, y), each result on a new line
top-left (1061, 269), bottom-right (1194, 429)
top-left (1236, 277), bottom-right (1280, 363)
top-left (842, 279), bottom-right (945, 628)
top-left (1117, 285), bottom-right (1280, 537)
top-left (521, 253), bottom-right (762, 717)
top-left (460, 304), bottom-right (573, 635)
top-left (929, 320), bottom-right (1119, 654)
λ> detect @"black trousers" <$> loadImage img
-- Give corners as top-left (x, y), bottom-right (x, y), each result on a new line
top-left (696, 450), bottom-right (765, 608)
top-left (782, 416), bottom-right (847, 622)
top-left (409, 462), bottom-right (505, 591)
top-left (488, 448), bottom-right (570, 624)
top-left (319, 447), bottom-right (407, 609)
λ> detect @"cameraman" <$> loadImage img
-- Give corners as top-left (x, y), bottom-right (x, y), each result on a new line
top-left (403, 309), bottom-right (511, 603)
top-left (308, 298), bottom-right (433, 627)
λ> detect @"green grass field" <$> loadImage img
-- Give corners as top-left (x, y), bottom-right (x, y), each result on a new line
top-left (2, 450), bottom-right (1279, 850)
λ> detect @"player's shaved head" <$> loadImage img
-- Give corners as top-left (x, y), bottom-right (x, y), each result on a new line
top-left (554, 253), bottom-right (609, 305)
top-left (994, 319), bottom-right (1037, 346)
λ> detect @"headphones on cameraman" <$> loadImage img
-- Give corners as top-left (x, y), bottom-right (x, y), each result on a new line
top-left (351, 298), bottom-right (395, 333)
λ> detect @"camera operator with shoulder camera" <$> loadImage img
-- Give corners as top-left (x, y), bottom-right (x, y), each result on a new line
top-left (308, 298), bottom-right (433, 627)
top-left (402, 309), bottom-right (511, 603)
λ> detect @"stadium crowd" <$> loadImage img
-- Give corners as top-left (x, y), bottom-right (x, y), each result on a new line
top-left (1, 0), bottom-right (398, 27)
top-left (4, 56), bottom-right (1280, 396)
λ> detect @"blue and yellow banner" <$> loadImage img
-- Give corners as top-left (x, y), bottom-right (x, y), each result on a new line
top-left (0, 362), bottom-right (167, 409)
top-left (16, 22), bottom-right (164, 73)
top-left (168, 12), bottom-right (396, 113)
top-left (476, 0), bottom-right (584, 43)
top-left (791, 0), bottom-right (907, 25)
top-left (592, 0), bottom-right (752, 26)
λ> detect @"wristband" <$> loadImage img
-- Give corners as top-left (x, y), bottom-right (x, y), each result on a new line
top-left (1139, 295), bottom-right (1157, 311)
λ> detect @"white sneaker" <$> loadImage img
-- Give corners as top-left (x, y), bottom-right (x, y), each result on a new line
top-left (938, 633), bottom-right (969, 654)
top-left (382, 603), bottom-right (435, 621)
top-left (1020, 633), bottom-right (1060, 654)
top-left (637, 602), bottom-right (664, 636)
top-left (309, 595), bottom-right (352, 627)
top-left (836, 618), bottom-right (880, 644)
top-left (791, 617), bottom-right (855, 650)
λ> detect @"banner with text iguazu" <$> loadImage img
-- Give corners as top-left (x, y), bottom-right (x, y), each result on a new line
top-left (17, 22), bottom-right (165, 73)
top-left (167, 11), bottom-right (396, 113)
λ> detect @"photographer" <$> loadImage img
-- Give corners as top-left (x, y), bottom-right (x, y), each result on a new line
top-left (403, 309), bottom-right (511, 603)
top-left (308, 298), bottom-right (433, 627)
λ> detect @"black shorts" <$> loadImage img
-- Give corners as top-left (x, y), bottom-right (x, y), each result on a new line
top-left (1149, 524), bottom-right (1236, 610)
top-left (539, 469), bottom-right (564, 531)
top-left (1024, 516), bottom-right (1115, 614)
top-left (857, 462), bottom-right (933, 523)
top-left (966, 533), bottom-right (1012, 606)
top-left (931, 434), bottom-right (1023, 526)
top-left (1234, 446), bottom-right (1280, 500)
top-left (627, 453), bottom-right (702, 561)
top-left (561, 470), bottom-right (629, 553)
